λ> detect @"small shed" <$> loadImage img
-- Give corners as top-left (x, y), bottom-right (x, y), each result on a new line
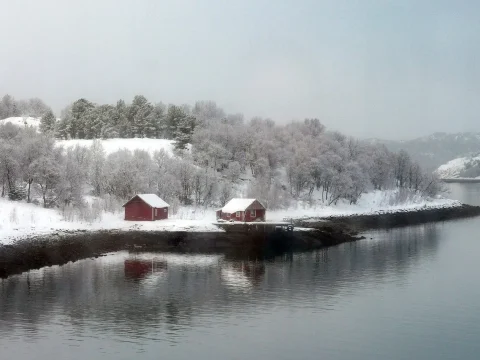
top-left (123, 194), bottom-right (170, 221)
top-left (216, 198), bottom-right (266, 222)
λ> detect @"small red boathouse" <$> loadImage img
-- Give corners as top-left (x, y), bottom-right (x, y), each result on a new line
top-left (123, 194), bottom-right (170, 221)
top-left (216, 198), bottom-right (266, 222)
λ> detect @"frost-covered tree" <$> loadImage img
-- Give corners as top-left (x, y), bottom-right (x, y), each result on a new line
top-left (394, 150), bottom-right (411, 188)
top-left (18, 129), bottom-right (50, 202)
top-left (31, 150), bottom-right (62, 208)
top-left (103, 150), bottom-right (137, 199)
top-left (57, 145), bottom-right (90, 208)
top-left (89, 140), bottom-right (106, 196)
top-left (0, 140), bottom-right (19, 197)
top-left (27, 98), bottom-right (50, 118)
top-left (0, 94), bottom-right (19, 119)
top-left (39, 109), bottom-right (56, 134)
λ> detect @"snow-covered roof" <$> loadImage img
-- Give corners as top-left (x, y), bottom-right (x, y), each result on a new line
top-left (123, 194), bottom-right (170, 208)
top-left (221, 198), bottom-right (264, 213)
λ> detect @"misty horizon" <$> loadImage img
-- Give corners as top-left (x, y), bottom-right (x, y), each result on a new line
top-left (1, 0), bottom-right (479, 140)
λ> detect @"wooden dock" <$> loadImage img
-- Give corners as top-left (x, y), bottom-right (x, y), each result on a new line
top-left (213, 221), bottom-right (294, 233)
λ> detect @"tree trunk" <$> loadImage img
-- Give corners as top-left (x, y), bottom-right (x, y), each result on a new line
top-left (27, 179), bottom-right (33, 203)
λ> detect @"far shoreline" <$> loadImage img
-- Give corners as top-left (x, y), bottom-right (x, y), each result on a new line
top-left (442, 178), bottom-right (480, 183)
top-left (1, 203), bottom-right (480, 279)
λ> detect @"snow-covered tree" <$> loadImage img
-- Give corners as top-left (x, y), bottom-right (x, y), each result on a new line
top-left (39, 109), bottom-right (56, 134)
top-left (89, 140), bottom-right (106, 196)
top-left (31, 150), bottom-right (62, 208)
top-left (70, 98), bottom-right (95, 139)
top-left (0, 94), bottom-right (19, 119)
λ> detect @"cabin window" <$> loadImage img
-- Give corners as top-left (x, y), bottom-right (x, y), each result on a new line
top-left (250, 209), bottom-right (256, 217)
top-left (236, 211), bottom-right (241, 217)
top-left (154, 209), bottom-right (158, 216)
top-left (164, 208), bottom-right (167, 212)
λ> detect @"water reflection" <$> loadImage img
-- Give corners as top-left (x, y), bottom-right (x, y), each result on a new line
top-left (0, 223), bottom-right (440, 345)
top-left (445, 182), bottom-right (480, 206)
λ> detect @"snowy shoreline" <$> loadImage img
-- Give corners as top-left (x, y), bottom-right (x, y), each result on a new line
top-left (0, 194), bottom-right (466, 246)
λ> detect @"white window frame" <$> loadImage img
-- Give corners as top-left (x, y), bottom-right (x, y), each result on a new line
top-left (236, 211), bottom-right (241, 218)
top-left (164, 208), bottom-right (167, 212)
top-left (250, 209), bottom-right (256, 217)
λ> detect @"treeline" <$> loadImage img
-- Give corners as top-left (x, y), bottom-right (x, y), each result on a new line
top-left (0, 94), bottom-right (51, 119)
top-left (190, 106), bottom-right (442, 207)
top-left (0, 122), bottom-right (228, 211)
top-left (47, 96), bottom-right (196, 150)
top-left (1, 94), bottom-right (442, 211)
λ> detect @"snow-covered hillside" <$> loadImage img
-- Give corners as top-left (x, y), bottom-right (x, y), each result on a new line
top-left (57, 138), bottom-right (180, 156)
top-left (436, 154), bottom-right (480, 179)
top-left (0, 116), bottom-right (40, 130)
top-left (369, 132), bottom-right (480, 170)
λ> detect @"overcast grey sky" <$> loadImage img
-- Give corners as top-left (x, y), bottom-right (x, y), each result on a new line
top-left (1, 0), bottom-right (479, 140)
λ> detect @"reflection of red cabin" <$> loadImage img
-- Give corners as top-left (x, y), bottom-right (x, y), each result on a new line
top-left (216, 198), bottom-right (266, 222)
top-left (123, 194), bottom-right (170, 221)
top-left (124, 259), bottom-right (167, 279)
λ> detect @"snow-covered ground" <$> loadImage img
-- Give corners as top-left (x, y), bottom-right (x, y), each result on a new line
top-left (0, 116), bottom-right (40, 130)
top-left (436, 154), bottom-right (480, 179)
top-left (57, 138), bottom-right (180, 156)
top-left (266, 190), bottom-right (461, 221)
top-left (0, 200), bottom-right (220, 245)
top-left (0, 190), bottom-right (461, 245)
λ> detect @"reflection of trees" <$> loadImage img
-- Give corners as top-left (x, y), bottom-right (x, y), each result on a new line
top-left (0, 224), bottom-right (440, 341)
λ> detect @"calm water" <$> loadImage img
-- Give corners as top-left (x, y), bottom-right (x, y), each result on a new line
top-left (1, 183), bottom-right (480, 360)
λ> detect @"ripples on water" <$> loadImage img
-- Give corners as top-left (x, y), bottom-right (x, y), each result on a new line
top-left (2, 198), bottom-right (480, 359)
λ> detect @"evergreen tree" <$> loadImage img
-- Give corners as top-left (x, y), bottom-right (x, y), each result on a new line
top-left (55, 117), bottom-right (71, 139)
top-left (70, 98), bottom-right (95, 138)
top-left (153, 102), bottom-right (167, 139)
top-left (174, 113), bottom-right (196, 150)
top-left (115, 100), bottom-right (129, 138)
top-left (128, 95), bottom-right (151, 137)
top-left (39, 109), bottom-right (56, 133)
top-left (166, 105), bottom-right (196, 149)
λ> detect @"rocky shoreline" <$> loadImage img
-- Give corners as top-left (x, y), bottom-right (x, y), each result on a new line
top-left (2, 204), bottom-right (480, 278)
top-left (298, 204), bottom-right (480, 231)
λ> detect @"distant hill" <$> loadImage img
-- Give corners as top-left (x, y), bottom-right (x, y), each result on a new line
top-left (368, 132), bottom-right (480, 171)
top-left (435, 154), bottom-right (480, 179)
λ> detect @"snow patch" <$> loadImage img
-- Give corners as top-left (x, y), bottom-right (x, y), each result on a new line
top-left (56, 138), bottom-right (180, 156)
top-left (0, 116), bottom-right (40, 130)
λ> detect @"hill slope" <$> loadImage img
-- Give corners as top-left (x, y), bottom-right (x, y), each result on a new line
top-left (369, 132), bottom-right (480, 170)
top-left (435, 154), bottom-right (480, 179)
top-left (0, 116), bottom-right (40, 130)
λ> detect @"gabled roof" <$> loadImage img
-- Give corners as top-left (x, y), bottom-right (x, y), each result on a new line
top-left (123, 194), bottom-right (170, 208)
top-left (221, 198), bottom-right (265, 213)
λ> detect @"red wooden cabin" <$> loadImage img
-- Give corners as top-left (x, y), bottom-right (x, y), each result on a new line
top-left (123, 194), bottom-right (170, 221)
top-left (216, 198), bottom-right (266, 222)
